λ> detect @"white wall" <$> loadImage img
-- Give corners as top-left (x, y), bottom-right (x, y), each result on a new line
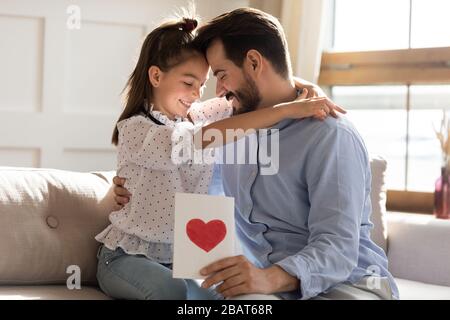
top-left (0, 0), bottom-right (248, 172)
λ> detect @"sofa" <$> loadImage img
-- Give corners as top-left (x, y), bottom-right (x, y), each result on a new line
top-left (1, 159), bottom-right (450, 300)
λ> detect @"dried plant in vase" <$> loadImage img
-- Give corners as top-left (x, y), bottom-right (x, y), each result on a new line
top-left (434, 110), bottom-right (450, 168)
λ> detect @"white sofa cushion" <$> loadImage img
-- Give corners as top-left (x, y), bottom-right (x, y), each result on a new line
top-left (369, 156), bottom-right (388, 252)
top-left (395, 278), bottom-right (450, 300)
top-left (0, 285), bottom-right (110, 300)
top-left (387, 213), bottom-right (450, 287)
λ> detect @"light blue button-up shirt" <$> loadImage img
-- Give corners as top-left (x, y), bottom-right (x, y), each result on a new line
top-left (209, 115), bottom-right (399, 300)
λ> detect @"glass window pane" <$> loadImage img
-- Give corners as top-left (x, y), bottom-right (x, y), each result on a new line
top-left (408, 85), bottom-right (450, 191)
top-left (332, 86), bottom-right (408, 190)
top-left (411, 0), bottom-right (450, 48)
top-left (331, 86), bottom-right (407, 109)
top-left (334, 0), bottom-right (410, 51)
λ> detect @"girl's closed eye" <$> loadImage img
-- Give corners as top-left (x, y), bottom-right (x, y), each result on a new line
top-left (183, 82), bottom-right (193, 87)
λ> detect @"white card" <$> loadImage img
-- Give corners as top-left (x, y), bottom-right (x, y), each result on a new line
top-left (172, 192), bottom-right (235, 279)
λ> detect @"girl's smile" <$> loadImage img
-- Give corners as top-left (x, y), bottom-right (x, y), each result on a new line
top-left (149, 53), bottom-right (209, 120)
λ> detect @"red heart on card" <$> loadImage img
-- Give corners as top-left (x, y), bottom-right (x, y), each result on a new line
top-left (186, 219), bottom-right (227, 252)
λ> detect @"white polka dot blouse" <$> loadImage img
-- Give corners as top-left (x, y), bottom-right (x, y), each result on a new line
top-left (95, 97), bottom-right (232, 263)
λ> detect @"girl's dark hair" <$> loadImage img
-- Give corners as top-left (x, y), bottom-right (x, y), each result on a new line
top-left (111, 17), bottom-right (200, 145)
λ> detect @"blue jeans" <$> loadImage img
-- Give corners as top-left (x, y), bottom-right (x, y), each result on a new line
top-left (96, 245), bottom-right (220, 300)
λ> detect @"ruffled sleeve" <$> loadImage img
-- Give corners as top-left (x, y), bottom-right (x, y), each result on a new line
top-left (188, 97), bottom-right (233, 125)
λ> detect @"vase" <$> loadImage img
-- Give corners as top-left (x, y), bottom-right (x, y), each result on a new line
top-left (433, 159), bottom-right (450, 219)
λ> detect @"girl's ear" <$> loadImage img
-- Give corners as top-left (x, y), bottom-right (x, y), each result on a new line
top-left (246, 49), bottom-right (263, 76)
top-left (148, 66), bottom-right (162, 87)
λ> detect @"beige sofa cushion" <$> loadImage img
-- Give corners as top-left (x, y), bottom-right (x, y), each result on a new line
top-left (369, 156), bottom-right (388, 252)
top-left (0, 285), bottom-right (110, 300)
top-left (0, 167), bottom-right (115, 286)
top-left (387, 213), bottom-right (450, 287)
top-left (395, 278), bottom-right (450, 300)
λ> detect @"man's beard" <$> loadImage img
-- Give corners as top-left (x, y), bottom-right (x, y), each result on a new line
top-left (229, 71), bottom-right (262, 115)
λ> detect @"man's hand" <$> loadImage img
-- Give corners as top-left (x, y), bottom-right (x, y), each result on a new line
top-left (112, 176), bottom-right (132, 210)
top-left (293, 76), bottom-right (346, 118)
top-left (200, 255), bottom-right (299, 298)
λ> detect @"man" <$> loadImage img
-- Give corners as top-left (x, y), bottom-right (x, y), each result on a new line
top-left (112, 8), bottom-right (399, 300)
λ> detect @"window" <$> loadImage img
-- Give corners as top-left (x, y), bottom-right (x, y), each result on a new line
top-left (334, 0), bottom-right (410, 51)
top-left (410, 0), bottom-right (450, 48)
top-left (322, 0), bottom-right (450, 192)
top-left (332, 86), bottom-right (407, 190)
top-left (408, 85), bottom-right (450, 191)
top-left (333, 0), bottom-right (450, 51)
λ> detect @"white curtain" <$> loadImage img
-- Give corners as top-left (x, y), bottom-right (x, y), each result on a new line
top-left (250, 0), bottom-right (329, 83)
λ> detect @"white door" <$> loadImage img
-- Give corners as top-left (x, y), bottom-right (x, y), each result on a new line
top-left (0, 0), bottom-right (248, 172)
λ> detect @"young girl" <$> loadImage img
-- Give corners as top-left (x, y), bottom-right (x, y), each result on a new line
top-left (95, 16), bottom-right (337, 300)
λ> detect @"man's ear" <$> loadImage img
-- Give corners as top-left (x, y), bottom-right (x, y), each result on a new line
top-left (246, 49), bottom-right (263, 75)
top-left (148, 66), bottom-right (163, 87)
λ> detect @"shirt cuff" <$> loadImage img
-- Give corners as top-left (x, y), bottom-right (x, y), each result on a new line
top-left (275, 255), bottom-right (312, 300)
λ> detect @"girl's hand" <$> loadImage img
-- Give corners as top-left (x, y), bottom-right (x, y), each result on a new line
top-left (282, 93), bottom-right (342, 121)
top-left (293, 78), bottom-right (347, 118)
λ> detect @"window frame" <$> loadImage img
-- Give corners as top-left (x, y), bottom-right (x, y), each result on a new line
top-left (319, 47), bottom-right (450, 86)
top-left (321, 0), bottom-right (450, 214)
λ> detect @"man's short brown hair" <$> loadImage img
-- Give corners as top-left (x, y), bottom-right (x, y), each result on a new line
top-left (194, 8), bottom-right (292, 79)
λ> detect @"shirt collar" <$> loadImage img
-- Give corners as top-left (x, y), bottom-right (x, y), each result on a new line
top-left (144, 101), bottom-right (185, 128)
top-left (262, 88), bottom-right (304, 132)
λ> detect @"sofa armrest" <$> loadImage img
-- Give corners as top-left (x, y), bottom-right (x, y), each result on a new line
top-left (387, 212), bottom-right (450, 286)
